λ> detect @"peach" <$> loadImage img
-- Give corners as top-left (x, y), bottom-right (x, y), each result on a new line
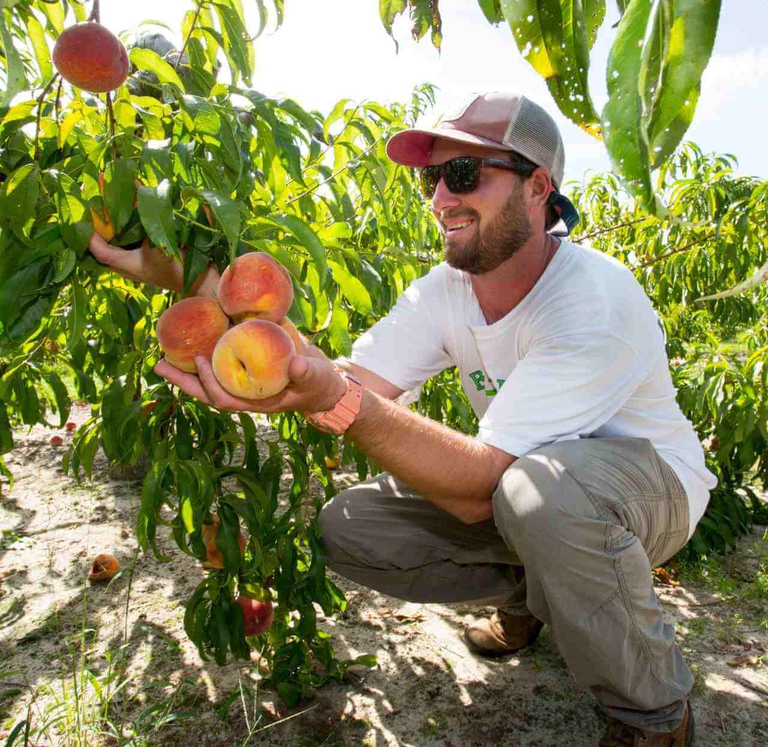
top-left (278, 317), bottom-right (308, 353)
top-left (236, 595), bottom-right (274, 636)
top-left (88, 553), bottom-right (120, 581)
top-left (53, 23), bottom-right (130, 93)
top-left (201, 514), bottom-right (247, 570)
top-left (65, 422), bottom-right (77, 432)
top-left (217, 253), bottom-right (293, 323)
top-left (156, 297), bottom-right (229, 373)
top-left (212, 320), bottom-right (295, 400)
top-left (49, 435), bottom-right (64, 446)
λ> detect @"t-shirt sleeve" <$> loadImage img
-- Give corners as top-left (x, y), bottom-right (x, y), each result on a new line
top-left (478, 330), bottom-right (653, 458)
top-left (350, 272), bottom-right (453, 391)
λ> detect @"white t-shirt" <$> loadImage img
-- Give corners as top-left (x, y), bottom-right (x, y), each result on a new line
top-left (350, 240), bottom-right (716, 538)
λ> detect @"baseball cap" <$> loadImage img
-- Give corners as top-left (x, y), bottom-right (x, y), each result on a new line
top-left (386, 92), bottom-right (580, 234)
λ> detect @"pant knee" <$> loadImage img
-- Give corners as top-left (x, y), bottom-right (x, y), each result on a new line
top-left (317, 493), bottom-right (353, 563)
top-left (493, 456), bottom-right (557, 534)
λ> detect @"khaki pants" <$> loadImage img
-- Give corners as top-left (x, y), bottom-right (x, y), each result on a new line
top-left (319, 437), bottom-right (692, 732)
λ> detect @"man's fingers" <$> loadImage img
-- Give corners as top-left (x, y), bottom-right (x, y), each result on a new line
top-left (89, 232), bottom-right (140, 276)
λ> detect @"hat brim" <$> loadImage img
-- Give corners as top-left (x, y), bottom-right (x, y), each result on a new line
top-left (386, 127), bottom-right (516, 168)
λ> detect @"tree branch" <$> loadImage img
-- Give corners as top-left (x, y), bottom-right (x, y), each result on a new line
top-left (637, 233), bottom-right (715, 268)
top-left (88, 0), bottom-right (100, 23)
top-left (34, 74), bottom-right (59, 161)
top-left (574, 216), bottom-right (654, 243)
top-left (176, 0), bottom-right (205, 71)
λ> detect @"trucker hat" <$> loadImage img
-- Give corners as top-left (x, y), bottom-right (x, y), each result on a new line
top-left (386, 92), bottom-right (580, 234)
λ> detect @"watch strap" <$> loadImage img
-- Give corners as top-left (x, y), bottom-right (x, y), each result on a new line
top-left (304, 368), bottom-right (363, 434)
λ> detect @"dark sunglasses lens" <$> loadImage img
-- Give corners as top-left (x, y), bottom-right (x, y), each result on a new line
top-left (443, 157), bottom-right (481, 194)
top-left (420, 158), bottom-right (482, 198)
top-left (420, 166), bottom-right (441, 198)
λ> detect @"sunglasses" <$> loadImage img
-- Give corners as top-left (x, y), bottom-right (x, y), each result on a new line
top-left (419, 156), bottom-right (537, 199)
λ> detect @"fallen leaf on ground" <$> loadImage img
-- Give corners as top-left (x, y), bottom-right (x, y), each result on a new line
top-left (727, 654), bottom-right (760, 668)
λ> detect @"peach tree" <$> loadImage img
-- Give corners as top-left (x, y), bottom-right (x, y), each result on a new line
top-left (0, 0), bottom-right (442, 704)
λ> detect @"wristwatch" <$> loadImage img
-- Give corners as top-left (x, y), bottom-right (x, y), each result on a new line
top-left (304, 368), bottom-right (363, 435)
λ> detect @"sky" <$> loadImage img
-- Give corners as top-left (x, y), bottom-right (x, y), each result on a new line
top-left (102, 0), bottom-right (767, 187)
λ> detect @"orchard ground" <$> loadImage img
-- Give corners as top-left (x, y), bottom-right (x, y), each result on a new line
top-left (1, 406), bottom-right (766, 746)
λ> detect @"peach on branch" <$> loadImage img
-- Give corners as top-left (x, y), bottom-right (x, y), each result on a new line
top-left (201, 514), bottom-right (247, 570)
top-left (53, 23), bottom-right (130, 93)
top-left (236, 595), bottom-right (274, 637)
top-left (212, 320), bottom-right (295, 400)
top-left (156, 297), bottom-right (229, 373)
top-left (217, 253), bottom-right (294, 323)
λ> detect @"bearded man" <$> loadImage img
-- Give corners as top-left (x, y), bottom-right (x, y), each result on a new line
top-left (91, 92), bottom-right (714, 746)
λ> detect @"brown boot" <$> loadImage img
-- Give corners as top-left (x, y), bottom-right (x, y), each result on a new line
top-left (463, 610), bottom-right (543, 658)
top-left (600, 702), bottom-right (695, 746)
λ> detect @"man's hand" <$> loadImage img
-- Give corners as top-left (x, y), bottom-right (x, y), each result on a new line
top-left (89, 233), bottom-right (220, 298)
top-left (155, 354), bottom-right (348, 415)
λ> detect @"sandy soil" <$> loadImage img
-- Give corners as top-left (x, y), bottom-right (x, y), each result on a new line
top-left (0, 406), bottom-right (766, 746)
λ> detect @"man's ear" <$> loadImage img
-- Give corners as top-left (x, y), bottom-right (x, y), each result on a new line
top-left (527, 167), bottom-right (553, 206)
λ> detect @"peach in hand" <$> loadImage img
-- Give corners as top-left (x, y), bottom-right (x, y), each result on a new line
top-left (278, 317), bottom-right (308, 354)
top-left (212, 319), bottom-right (295, 400)
top-left (156, 297), bottom-right (229, 373)
top-left (217, 252), bottom-right (293, 323)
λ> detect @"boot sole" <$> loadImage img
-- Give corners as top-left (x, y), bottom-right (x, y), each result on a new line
top-left (462, 629), bottom-right (535, 658)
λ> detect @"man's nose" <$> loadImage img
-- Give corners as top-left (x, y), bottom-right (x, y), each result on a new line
top-left (431, 175), bottom-right (461, 214)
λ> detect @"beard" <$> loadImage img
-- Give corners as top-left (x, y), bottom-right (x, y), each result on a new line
top-left (443, 186), bottom-right (532, 275)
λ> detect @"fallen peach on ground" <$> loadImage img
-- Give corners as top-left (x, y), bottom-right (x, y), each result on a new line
top-left (88, 553), bottom-right (120, 582)
top-left (156, 297), bottom-right (229, 373)
top-left (212, 320), bottom-right (295, 400)
top-left (217, 252), bottom-right (294, 323)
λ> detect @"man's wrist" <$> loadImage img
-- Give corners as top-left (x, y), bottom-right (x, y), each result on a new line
top-left (304, 369), bottom-right (363, 435)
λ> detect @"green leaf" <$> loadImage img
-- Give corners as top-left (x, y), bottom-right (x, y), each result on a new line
top-left (585, 0), bottom-right (607, 49)
top-left (501, 0), bottom-right (601, 136)
top-left (0, 11), bottom-right (28, 109)
top-left (0, 164), bottom-right (38, 235)
top-left (601, 0), bottom-right (665, 215)
top-left (216, 503), bottom-right (242, 575)
top-left (137, 180), bottom-right (178, 254)
top-left (129, 48), bottom-right (185, 91)
top-left (44, 369), bottom-right (71, 429)
top-left (137, 462), bottom-right (171, 561)
top-left (24, 11), bottom-right (52, 81)
top-left (380, 0), bottom-right (407, 35)
top-left (651, 83), bottom-right (699, 167)
top-left (180, 94), bottom-right (221, 135)
top-left (213, 3), bottom-right (252, 86)
top-left (66, 281), bottom-right (88, 352)
top-left (328, 260), bottom-right (372, 316)
top-left (477, 0), bottom-right (503, 24)
top-left (104, 159), bottom-right (137, 234)
top-left (268, 214), bottom-right (327, 286)
top-left (327, 305), bottom-right (352, 357)
top-left (0, 404), bottom-right (13, 455)
top-left (197, 188), bottom-right (240, 263)
top-left (647, 0), bottom-right (721, 157)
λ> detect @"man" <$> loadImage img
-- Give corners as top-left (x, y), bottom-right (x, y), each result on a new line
top-left (90, 92), bottom-right (715, 745)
